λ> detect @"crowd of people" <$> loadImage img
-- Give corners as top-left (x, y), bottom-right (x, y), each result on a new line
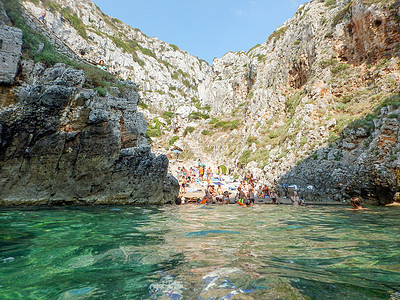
top-left (175, 160), bottom-right (299, 206)
top-left (175, 160), bottom-right (369, 208)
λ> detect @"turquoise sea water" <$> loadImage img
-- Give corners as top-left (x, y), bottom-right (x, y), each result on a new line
top-left (0, 205), bottom-right (399, 299)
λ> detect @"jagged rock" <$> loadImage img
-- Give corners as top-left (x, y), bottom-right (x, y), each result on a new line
top-left (0, 63), bottom-right (179, 205)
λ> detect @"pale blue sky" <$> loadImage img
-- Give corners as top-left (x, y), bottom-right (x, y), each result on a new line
top-left (92, 0), bottom-right (309, 64)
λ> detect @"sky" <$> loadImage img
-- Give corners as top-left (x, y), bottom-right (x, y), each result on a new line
top-left (91, 0), bottom-right (309, 64)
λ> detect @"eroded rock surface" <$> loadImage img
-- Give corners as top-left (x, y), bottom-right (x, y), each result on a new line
top-left (0, 63), bottom-right (179, 205)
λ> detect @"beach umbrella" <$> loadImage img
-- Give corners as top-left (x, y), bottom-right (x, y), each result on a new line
top-left (172, 149), bottom-right (182, 154)
top-left (213, 182), bottom-right (224, 186)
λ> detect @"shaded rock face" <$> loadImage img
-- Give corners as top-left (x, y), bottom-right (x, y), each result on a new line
top-left (279, 105), bottom-right (400, 204)
top-left (335, 1), bottom-right (400, 65)
top-left (0, 63), bottom-right (179, 205)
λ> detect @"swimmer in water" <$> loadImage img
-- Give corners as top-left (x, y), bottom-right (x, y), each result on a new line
top-left (350, 196), bottom-right (367, 210)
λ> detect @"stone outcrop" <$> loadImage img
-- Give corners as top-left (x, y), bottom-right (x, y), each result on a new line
top-left (0, 63), bottom-right (179, 205)
top-left (0, 25), bottom-right (23, 84)
top-left (279, 104), bottom-right (400, 204)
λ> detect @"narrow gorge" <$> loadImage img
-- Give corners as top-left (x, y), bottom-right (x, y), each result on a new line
top-left (1, 0), bottom-right (399, 204)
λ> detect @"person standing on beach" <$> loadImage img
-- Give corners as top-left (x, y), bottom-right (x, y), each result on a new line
top-left (236, 187), bottom-right (247, 205)
top-left (180, 176), bottom-right (187, 194)
top-left (199, 166), bottom-right (204, 181)
top-left (206, 167), bottom-right (212, 181)
top-left (291, 190), bottom-right (299, 205)
top-left (270, 189), bottom-right (278, 204)
top-left (247, 188), bottom-right (255, 206)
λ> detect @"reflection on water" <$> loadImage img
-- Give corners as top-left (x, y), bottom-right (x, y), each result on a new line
top-left (0, 205), bottom-right (399, 299)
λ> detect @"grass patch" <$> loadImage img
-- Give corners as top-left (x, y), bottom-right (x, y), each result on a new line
top-left (94, 87), bottom-right (107, 96)
top-left (168, 136), bottom-right (179, 146)
top-left (320, 59), bottom-right (337, 68)
top-left (213, 120), bottom-right (241, 130)
top-left (138, 102), bottom-right (148, 110)
top-left (189, 111), bottom-right (210, 120)
top-left (332, 1), bottom-right (353, 27)
top-left (331, 63), bottom-right (350, 75)
top-left (267, 26), bottom-right (288, 44)
top-left (286, 90), bottom-right (306, 117)
top-left (239, 150), bottom-right (252, 166)
top-left (209, 118), bottom-right (219, 125)
top-left (184, 126), bottom-right (195, 136)
top-left (324, 0), bottom-right (336, 6)
top-left (247, 136), bottom-right (258, 144)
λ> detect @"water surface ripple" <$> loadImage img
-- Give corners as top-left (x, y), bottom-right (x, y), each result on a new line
top-left (0, 205), bottom-right (399, 299)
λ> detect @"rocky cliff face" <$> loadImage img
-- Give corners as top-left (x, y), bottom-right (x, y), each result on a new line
top-left (280, 100), bottom-right (400, 204)
top-left (0, 61), bottom-right (179, 205)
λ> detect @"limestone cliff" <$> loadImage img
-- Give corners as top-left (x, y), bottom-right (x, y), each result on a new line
top-left (185, 0), bottom-right (400, 203)
top-left (21, 0), bottom-right (210, 116)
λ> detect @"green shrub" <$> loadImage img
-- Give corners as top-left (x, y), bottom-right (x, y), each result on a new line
top-left (94, 87), bottom-right (107, 96)
top-left (162, 111), bottom-right (175, 125)
top-left (201, 130), bottom-right (210, 135)
top-left (331, 63), bottom-right (350, 75)
top-left (293, 40), bottom-right (301, 45)
top-left (328, 132), bottom-right (339, 143)
top-left (209, 118), bottom-right (219, 124)
top-left (42, 0), bottom-right (61, 12)
top-left (376, 58), bottom-right (389, 69)
top-left (247, 136), bottom-right (258, 144)
top-left (184, 126), bottom-right (195, 136)
top-left (267, 26), bottom-right (288, 44)
top-left (239, 150), bottom-right (252, 165)
top-left (133, 56), bottom-right (145, 67)
top-left (147, 128), bottom-right (161, 137)
top-left (171, 73), bottom-right (179, 80)
top-left (138, 102), bottom-right (148, 109)
top-left (299, 136), bottom-right (309, 147)
top-left (324, 0), bottom-right (336, 6)
top-left (168, 136), bottom-right (179, 146)
top-left (320, 59), bottom-right (337, 68)
top-left (189, 111), bottom-right (210, 120)
top-left (213, 120), bottom-right (241, 130)
top-left (286, 90), bottom-right (305, 117)
top-left (140, 47), bottom-right (156, 58)
top-left (182, 79), bottom-right (191, 88)
top-left (170, 44), bottom-right (179, 51)
top-left (332, 1), bottom-right (353, 27)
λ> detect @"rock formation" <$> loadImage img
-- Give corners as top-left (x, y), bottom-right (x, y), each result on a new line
top-left (0, 60), bottom-right (178, 205)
